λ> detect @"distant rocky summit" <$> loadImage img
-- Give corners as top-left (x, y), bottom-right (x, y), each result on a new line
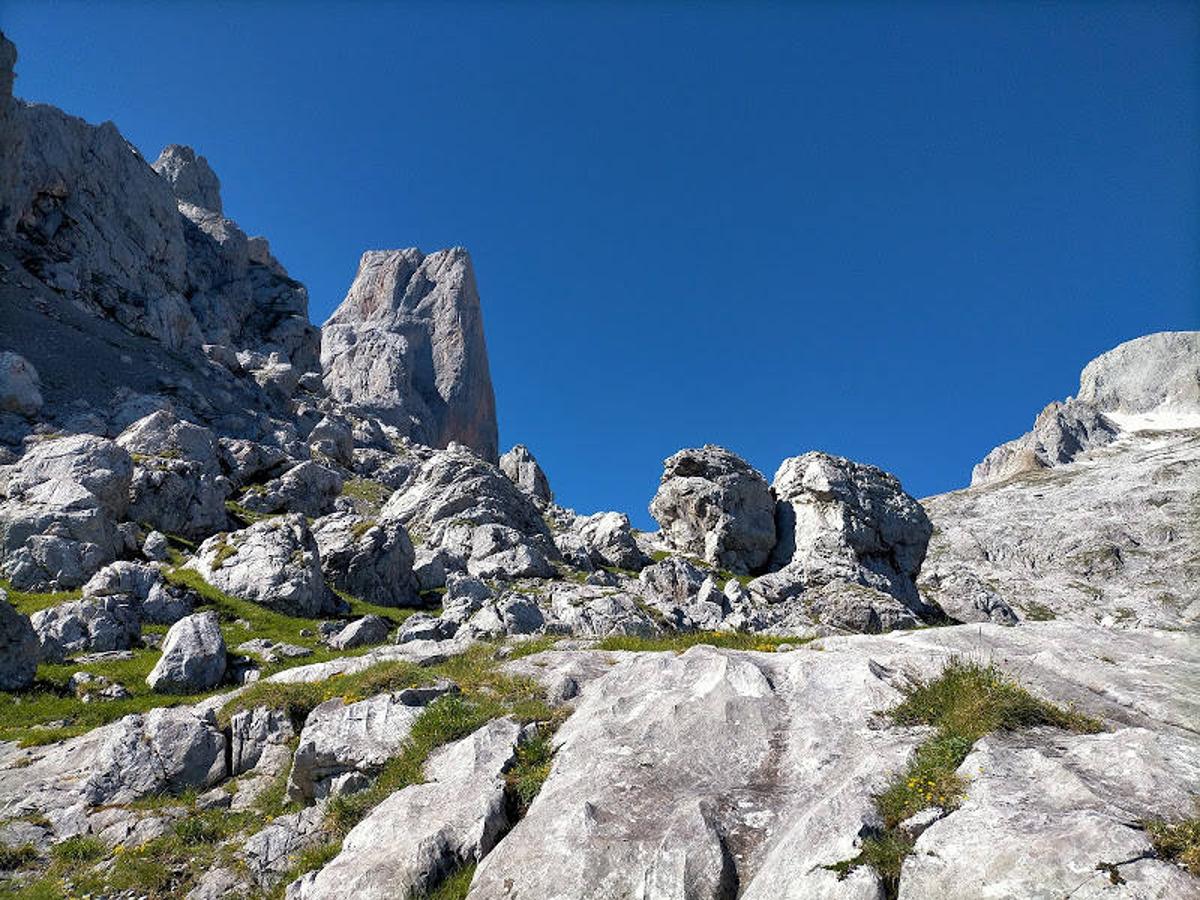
top-left (0, 29), bottom-right (1196, 900)
top-left (322, 248), bottom-right (499, 461)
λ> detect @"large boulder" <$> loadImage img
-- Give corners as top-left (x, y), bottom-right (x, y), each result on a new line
top-left (117, 410), bottom-right (231, 537)
top-left (186, 514), bottom-right (330, 617)
top-left (0, 351), bottom-right (42, 418)
top-left (83, 560), bottom-right (194, 625)
top-left (321, 248), bottom-right (499, 461)
top-left (30, 594), bottom-right (140, 663)
top-left (380, 445), bottom-right (556, 576)
top-left (239, 460), bottom-right (343, 518)
top-left (649, 445), bottom-right (776, 574)
top-left (0, 435), bottom-right (132, 590)
top-left (499, 444), bottom-right (552, 508)
top-left (147, 611), bottom-right (227, 694)
top-left (0, 591), bottom-right (38, 690)
top-left (151, 144), bottom-right (222, 213)
top-left (312, 511), bottom-right (419, 607)
top-left (575, 511), bottom-right (648, 571)
top-left (287, 683), bottom-right (457, 802)
top-left (288, 718), bottom-right (523, 899)
top-left (766, 451), bottom-right (932, 607)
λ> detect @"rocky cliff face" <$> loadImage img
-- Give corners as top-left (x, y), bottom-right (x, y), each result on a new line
top-left (321, 248), bottom-right (499, 461)
top-left (925, 331), bottom-right (1200, 631)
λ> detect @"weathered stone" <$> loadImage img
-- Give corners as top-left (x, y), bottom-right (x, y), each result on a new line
top-left (0, 351), bottom-right (42, 417)
top-left (321, 248), bottom-right (499, 460)
top-left (649, 445), bottom-right (776, 574)
top-left (30, 594), bottom-right (140, 662)
top-left (243, 806), bottom-right (327, 887)
top-left (499, 444), bottom-right (552, 508)
top-left (236, 638), bottom-right (312, 664)
top-left (287, 682), bottom-right (458, 802)
top-left (142, 529), bottom-right (170, 561)
top-left (240, 460), bottom-right (343, 518)
top-left (917, 566), bottom-right (1017, 625)
top-left (307, 415), bottom-right (354, 467)
top-left (187, 514), bottom-right (330, 617)
top-left (0, 590), bottom-right (37, 689)
top-left (147, 611), bottom-right (226, 693)
top-left (117, 410), bottom-right (230, 537)
top-left (329, 614), bottom-right (391, 650)
top-left (312, 511), bottom-right (418, 607)
top-left (229, 706), bottom-right (295, 776)
top-left (152, 144), bottom-right (222, 213)
top-left (769, 451), bottom-right (932, 607)
top-left (288, 718), bottom-right (522, 899)
top-left (576, 511), bottom-right (648, 571)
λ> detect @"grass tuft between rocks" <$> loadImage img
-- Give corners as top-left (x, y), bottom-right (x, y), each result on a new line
top-left (1145, 810), bottom-right (1200, 876)
top-left (597, 631), bottom-right (809, 654)
top-left (828, 658), bottom-right (1103, 898)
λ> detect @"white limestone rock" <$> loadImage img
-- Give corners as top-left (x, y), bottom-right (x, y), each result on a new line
top-left (287, 718), bottom-right (523, 899)
top-left (649, 444), bottom-right (776, 574)
top-left (321, 248), bottom-right (499, 460)
top-left (0, 590), bottom-right (38, 689)
top-left (312, 510), bottom-right (419, 607)
top-left (499, 444), bottom-right (553, 508)
top-left (187, 513), bottom-right (330, 617)
top-left (0, 351), bottom-right (42, 418)
top-left (147, 610), bottom-right (226, 694)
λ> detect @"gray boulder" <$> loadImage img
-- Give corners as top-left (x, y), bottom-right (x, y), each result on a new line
top-left (321, 248), bottom-right (499, 461)
top-left (147, 611), bottom-right (227, 694)
top-left (187, 514), bottom-right (330, 617)
top-left (287, 682), bottom-right (458, 802)
top-left (142, 529), bottom-right (170, 561)
top-left (3, 433), bottom-right (132, 517)
top-left (0, 591), bottom-right (38, 689)
top-left (243, 807), bottom-right (327, 887)
top-left (380, 445), bottom-right (550, 542)
top-left (649, 445), bottom-right (776, 574)
top-left (918, 567), bottom-right (1018, 625)
top-left (768, 451), bottom-right (932, 607)
top-left (117, 410), bottom-right (230, 537)
top-left (288, 718), bottom-right (523, 900)
top-left (576, 511), bottom-right (648, 571)
top-left (499, 444), bottom-right (552, 508)
top-left (30, 594), bottom-right (140, 663)
top-left (82, 559), bottom-right (194, 625)
top-left (229, 706), bottom-right (295, 776)
top-left (329, 614), bottom-right (391, 650)
top-left (240, 460), bottom-right (343, 518)
top-left (307, 415), bottom-right (354, 467)
top-left (312, 511), bottom-right (419, 607)
top-left (0, 351), bottom-right (42, 417)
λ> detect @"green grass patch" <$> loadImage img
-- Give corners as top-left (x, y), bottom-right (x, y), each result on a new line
top-left (506, 727), bottom-right (555, 816)
top-left (1145, 811), bottom-right (1200, 876)
top-left (1021, 600), bottom-right (1058, 621)
top-left (50, 836), bottom-right (105, 865)
top-left (0, 580), bottom-right (82, 616)
top-left (341, 477), bottom-right (392, 504)
top-left (422, 863), bottom-right (477, 899)
top-left (597, 631), bottom-right (809, 654)
top-left (0, 844), bottom-right (37, 871)
top-left (828, 659), bottom-right (1102, 897)
top-left (503, 636), bottom-right (562, 661)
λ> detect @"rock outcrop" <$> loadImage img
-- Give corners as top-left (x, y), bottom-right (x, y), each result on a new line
top-left (499, 444), bottom-right (552, 508)
top-left (146, 611), bottom-right (227, 693)
top-left (0, 591), bottom-right (38, 689)
top-left (765, 451), bottom-right (932, 607)
top-left (187, 514), bottom-right (330, 617)
top-left (971, 331), bottom-right (1199, 485)
top-left (321, 248), bottom-right (499, 460)
top-left (649, 445), bottom-right (776, 574)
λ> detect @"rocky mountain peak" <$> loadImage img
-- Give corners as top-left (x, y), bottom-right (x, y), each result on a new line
top-left (971, 330), bottom-right (1199, 486)
top-left (321, 247), bottom-right (499, 461)
top-left (152, 144), bottom-right (223, 213)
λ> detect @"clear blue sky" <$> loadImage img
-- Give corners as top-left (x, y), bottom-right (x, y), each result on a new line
top-left (4, 1), bottom-right (1198, 527)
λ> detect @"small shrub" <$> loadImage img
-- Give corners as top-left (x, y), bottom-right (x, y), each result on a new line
top-left (50, 835), bottom-right (106, 864)
top-left (0, 844), bottom-right (37, 871)
top-left (1145, 812), bottom-right (1200, 875)
top-left (506, 730), bottom-right (555, 815)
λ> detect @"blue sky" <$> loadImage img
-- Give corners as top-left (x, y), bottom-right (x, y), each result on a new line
top-left (4, 1), bottom-right (1198, 527)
